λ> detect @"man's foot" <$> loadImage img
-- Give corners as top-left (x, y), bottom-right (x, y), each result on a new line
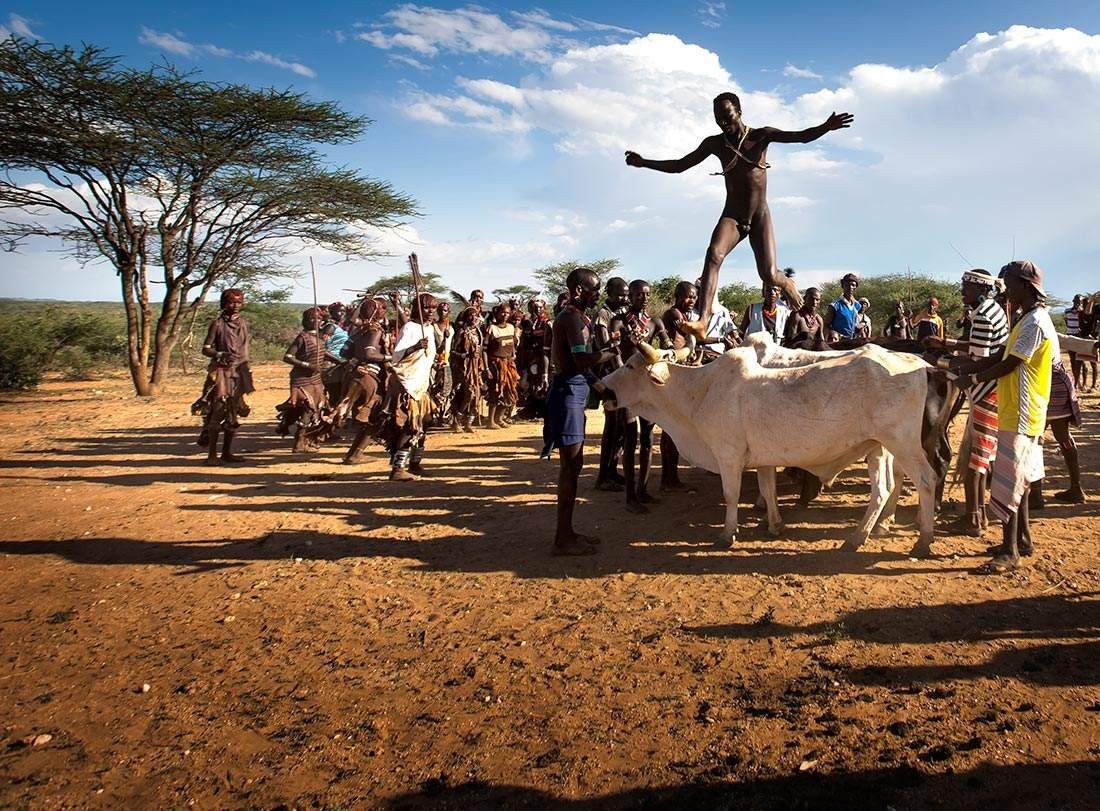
top-left (594, 479), bottom-right (624, 492)
top-left (625, 500), bottom-right (649, 515)
top-left (451, 422), bottom-right (462, 433)
top-left (610, 472), bottom-right (626, 486)
top-left (777, 275), bottom-right (804, 310)
top-left (975, 555), bottom-right (1019, 575)
top-left (575, 533), bottom-right (602, 546)
top-left (638, 491), bottom-right (660, 505)
top-left (462, 423), bottom-right (476, 433)
top-left (409, 463), bottom-right (428, 476)
top-left (908, 540), bottom-right (934, 558)
top-left (203, 456), bottom-right (221, 467)
top-left (220, 453), bottom-right (245, 464)
top-left (1053, 488), bottom-right (1085, 504)
top-left (1028, 493), bottom-right (1046, 510)
top-left (343, 452), bottom-right (367, 465)
top-left (551, 538), bottom-right (598, 556)
top-left (390, 468), bottom-right (419, 482)
top-left (660, 478), bottom-right (687, 491)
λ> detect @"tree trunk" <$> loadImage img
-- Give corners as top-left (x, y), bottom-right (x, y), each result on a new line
top-left (150, 281), bottom-right (185, 389)
top-left (119, 260), bottom-right (155, 396)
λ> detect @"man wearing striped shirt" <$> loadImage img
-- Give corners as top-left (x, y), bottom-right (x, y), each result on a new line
top-left (925, 268), bottom-right (1009, 535)
top-left (956, 261), bottom-right (1055, 574)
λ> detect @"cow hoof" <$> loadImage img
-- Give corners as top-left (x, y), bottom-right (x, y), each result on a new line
top-left (763, 522), bottom-right (785, 538)
top-left (871, 520), bottom-right (893, 537)
top-left (716, 533), bottom-right (737, 549)
top-left (908, 541), bottom-right (934, 559)
top-left (843, 531), bottom-right (869, 549)
top-left (840, 538), bottom-right (864, 554)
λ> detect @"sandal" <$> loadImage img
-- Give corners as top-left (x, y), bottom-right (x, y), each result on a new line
top-left (975, 555), bottom-right (1019, 575)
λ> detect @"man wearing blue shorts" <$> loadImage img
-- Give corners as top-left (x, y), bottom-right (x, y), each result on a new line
top-left (542, 267), bottom-right (619, 555)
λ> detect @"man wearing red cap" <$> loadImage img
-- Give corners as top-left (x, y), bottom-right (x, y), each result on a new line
top-left (954, 260), bottom-right (1056, 572)
top-left (910, 297), bottom-right (945, 342)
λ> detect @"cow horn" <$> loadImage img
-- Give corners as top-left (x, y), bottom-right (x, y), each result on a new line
top-left (635, 341), bottom-right (662, 365)
top-left (673, 346), bottom-right (693, 363)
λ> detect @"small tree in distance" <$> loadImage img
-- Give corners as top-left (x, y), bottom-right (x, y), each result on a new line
top-left (532, 258), bottom-right (621, 298)
top-left (0, 39), bottom-right (416, 395)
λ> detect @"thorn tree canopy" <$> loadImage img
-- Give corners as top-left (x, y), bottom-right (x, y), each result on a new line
top-left (0, 39), bottom-right (417, 395)
top-left (532, 258), bottom-right (621, 299)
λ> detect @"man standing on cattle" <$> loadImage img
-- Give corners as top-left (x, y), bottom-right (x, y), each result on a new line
top-left (625, 93), bottom-right (852, 328)
top-left (609, 280), bottom-right (672, 514)
top-left (542, 267), bottom-right (620, 556)
top-left (377, 293), bottom-right (438, 481)
top-left (925, 268), bottom-right (1009, 536)
top-left (192, 288), bottom-right (254, 465)
top-left (954, 261), bottom-right (1056, 573)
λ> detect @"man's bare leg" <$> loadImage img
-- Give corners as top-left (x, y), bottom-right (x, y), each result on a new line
top-left (695, 217), bottom-right (746, 329)
top-left (555, 442), bottom-right (597, 554)
top-left (748, 207), bottom-right (803, 310)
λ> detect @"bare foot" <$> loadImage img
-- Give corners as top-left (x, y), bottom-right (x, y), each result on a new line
top-left (625, 500), bottom-right (649, 515)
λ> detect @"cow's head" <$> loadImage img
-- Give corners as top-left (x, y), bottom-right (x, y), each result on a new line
top-left (600, 343), bottom-right (692, 411)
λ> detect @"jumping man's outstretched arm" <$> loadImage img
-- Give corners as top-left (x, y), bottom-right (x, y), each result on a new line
top-left (625, 138), bottom-right (714, 174)
top-left (760, 112), bottom-right (853, 145)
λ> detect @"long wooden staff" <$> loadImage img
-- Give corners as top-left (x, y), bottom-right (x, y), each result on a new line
top-left (408, 252), bottom-right (428, 344)
top-left (310, 256), bottom-right (321, 372)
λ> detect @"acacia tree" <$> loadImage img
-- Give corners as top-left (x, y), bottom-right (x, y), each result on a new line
top-left (532, 258), bottom-right (621, 298)
top-left (0, 39), bottom-right (416, 395)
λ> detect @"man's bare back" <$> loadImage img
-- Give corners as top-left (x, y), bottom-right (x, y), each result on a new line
top-left (625, 91), bottom-right (852, 328)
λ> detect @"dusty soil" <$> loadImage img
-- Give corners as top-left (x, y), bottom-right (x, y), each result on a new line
top-left (1, 362), bottom-right (1098, 809)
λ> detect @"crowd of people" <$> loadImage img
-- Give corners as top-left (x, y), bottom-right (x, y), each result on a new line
top-left (192, 287), bottom-right (555, 479)
top-left (190, 266), bottom-right (1097, 567)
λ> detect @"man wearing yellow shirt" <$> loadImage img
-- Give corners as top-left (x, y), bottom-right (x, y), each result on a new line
top-left (955, 260), bottom-right (1056, 574)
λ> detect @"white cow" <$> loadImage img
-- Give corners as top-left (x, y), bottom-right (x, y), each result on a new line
top-left (601, 341), bottom-right (948, 555)
top-left (738, 334), bottom-right (904, 538)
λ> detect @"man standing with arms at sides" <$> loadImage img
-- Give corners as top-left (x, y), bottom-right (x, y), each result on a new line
top-left (783, 287), bottom-right (827, 350)
top-left (954, 261), bottom-right (1056, 572)
top-left (593, 277), bottom-right (630, 492)
top-left (924, 269), bottom-right (1009, 536)
top-left (911, 297), bottom-right (945, 342)
top-left (824, 273), bottom-right (863, 343)
top-left (883, 299), bottom-right (912, 340)
top-left (740, 282), bottom-right (790, 343)
top-left (625, 92), bottom-right (852, 328)
top-left (609, 280), bottom-right (672, 514)
top-left (542, 267), bottom-right (620, 556)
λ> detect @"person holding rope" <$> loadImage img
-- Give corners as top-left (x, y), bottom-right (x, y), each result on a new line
top-left (954, 261), bottom-right (1055, 574)
top-left (924, 268), bottom-right (1009, 536)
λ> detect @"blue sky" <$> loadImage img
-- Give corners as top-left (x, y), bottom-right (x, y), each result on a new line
top-left (3, 1), bottom-right (1100, 303)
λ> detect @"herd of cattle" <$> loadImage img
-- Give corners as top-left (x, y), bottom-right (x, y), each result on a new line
top-left (600, 334), bottom-right (956, 556)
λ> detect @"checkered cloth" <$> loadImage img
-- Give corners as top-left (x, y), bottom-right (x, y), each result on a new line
top-left (987, 431), bottom-right (1044, 524)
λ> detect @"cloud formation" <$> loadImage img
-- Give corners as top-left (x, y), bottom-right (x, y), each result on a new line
top-left (0, 12), bottom-right (39, 40)
top-left (138, 27), bottom-right (316, 78)
top-left (384, 21), bottom-right (1100, 295)
top-left (783, 63), bottom-right (823, 80)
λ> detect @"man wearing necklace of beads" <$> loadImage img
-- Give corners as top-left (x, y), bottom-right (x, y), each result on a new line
top-left (783, 287), bottom-right (827, 351)
top-left (625, 92), bottom-right (852, 329)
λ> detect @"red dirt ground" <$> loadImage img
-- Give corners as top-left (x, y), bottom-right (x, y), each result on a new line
top-left (1, 363), bottom-right (1098, 809)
